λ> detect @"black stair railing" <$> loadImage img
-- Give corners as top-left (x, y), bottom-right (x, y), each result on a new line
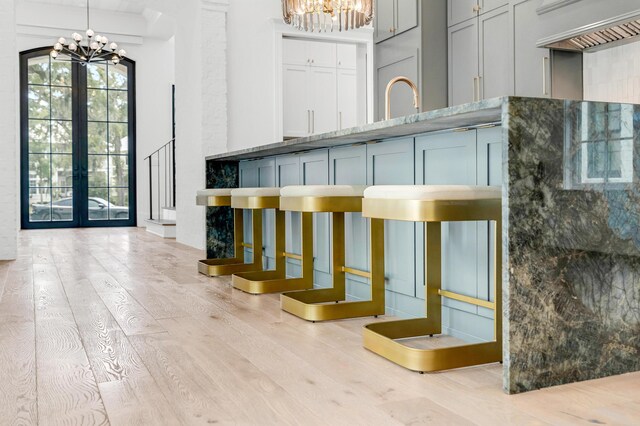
top-left (144, 138), bottom-right (176, 220)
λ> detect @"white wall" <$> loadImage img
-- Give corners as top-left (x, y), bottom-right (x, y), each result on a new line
top-left (227, 0), bottom-right (282, 152)
top-left (0, 0), bottom-right (18, 260)
top-left (174, 0), bottom-right (229, 250)
top-left (584, 41), bottom-right (640, 104)
top-left (135, 37), bottom-right (175, 223)
top-left (15, 1), bottom-right (175, 232)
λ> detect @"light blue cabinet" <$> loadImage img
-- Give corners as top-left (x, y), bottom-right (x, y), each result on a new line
top-left (239, 158), bottom-right (276, 266)
top-left (329, 145), bottom-right (368, 298)
top-left (300, 150), bottom-right (330, 286)
top-left (276, 155), bottom-right (301, 276)
top-left (237, 128), bottom-right (502, 343)
top-left (415, 128), bottom-right (502, 342)
top-left (476, 126), bottom-right (503, 321)
top-left (366, 138), bottom-right (416, 311)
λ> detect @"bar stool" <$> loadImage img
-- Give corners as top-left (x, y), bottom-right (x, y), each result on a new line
top-left (196, 188), bottom-right (264, 277)
top-left (279, 185), bottom-right (386, 322)
top-left (361, 185), bottom-right (502, 372)
top-left (231, 187), bottom-right (314, 294)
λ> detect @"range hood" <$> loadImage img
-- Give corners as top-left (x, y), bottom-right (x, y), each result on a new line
top-left (538, 11), bottom-right (640, 52)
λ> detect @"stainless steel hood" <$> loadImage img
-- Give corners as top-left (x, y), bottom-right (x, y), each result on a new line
top-left (538, 10), bottom-right (640, 52)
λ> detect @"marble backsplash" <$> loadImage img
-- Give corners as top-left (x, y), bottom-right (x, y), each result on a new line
top-left (504, 98), bottom-right (640, 393)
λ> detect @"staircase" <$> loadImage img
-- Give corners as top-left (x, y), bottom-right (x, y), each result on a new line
top-left (144, 139), bottom-right (176, 239)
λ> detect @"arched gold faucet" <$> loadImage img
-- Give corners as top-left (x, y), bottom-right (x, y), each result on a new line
top-left (385, 76), bottom-right (420, 120)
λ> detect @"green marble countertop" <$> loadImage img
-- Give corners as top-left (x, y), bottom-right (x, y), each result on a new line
top-left (206, 97), bottom-right (506, 161)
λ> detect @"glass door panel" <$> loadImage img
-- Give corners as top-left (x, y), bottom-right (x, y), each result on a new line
top-left (85, 62), bottom-right (131, 223)
top-left (25, 55), bottom-right (75, 225)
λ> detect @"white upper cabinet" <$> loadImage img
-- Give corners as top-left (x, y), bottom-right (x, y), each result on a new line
top-left (311, 42), bottom-right (337, 68)
top-left (337, 44), bottom-right (357, 70)
top-left (282, 38), bottom-right (309, 66)
top-left (283, 64), bottom-right (311, 138)
top-left (337, 69), bottom-right (358, 129)
top-left (282, 38), bottom-right (362, 138)
top-left (282, 38), bottom-right (336, 67)
top-left (310, 67), bottom-right (338, 134)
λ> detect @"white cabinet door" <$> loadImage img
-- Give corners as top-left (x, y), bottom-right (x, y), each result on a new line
top-left (513, 0), bottom-right (551, 98)
top-left (375, 0), bottom-right (396, 43)
top-left (310, 67), bottom-right (337, 134)
top-left (309, 41), bottom-right (337, 67)
top-left (448, 0), bottom-right (479, 26)
top-left (448, 19), bottom-right (479, 106)
top-left (479, 5), bottom-right (511, 99)
top-left (337, 69), bottom-right (358, 130)
top-left (337, 43), bottom-right (357, 70)
top-left (395, 0), bottom-right (418, 35)
top-left (283, 38), bottom-right (309, 66)
top-left (283, 65), bottom-right (310, 138)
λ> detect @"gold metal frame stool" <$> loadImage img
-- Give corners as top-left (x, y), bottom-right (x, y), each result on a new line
top-left (196, 188), bottom-right (264, 277)
top-left (361, 185), bottom-right (502, 372)
top-left (231, 188), bottom-right (314, 294)
top-left (279, 185), bottom-right (386, 322)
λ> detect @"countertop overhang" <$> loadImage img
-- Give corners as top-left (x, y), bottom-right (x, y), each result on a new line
top-left (206, 97), bottom-right (506, 161)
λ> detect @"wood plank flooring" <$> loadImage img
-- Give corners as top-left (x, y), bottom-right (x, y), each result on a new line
top-left (0, 227), bottom-right (638, 425)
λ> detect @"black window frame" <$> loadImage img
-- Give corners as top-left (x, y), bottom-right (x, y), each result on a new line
top-left (20, 47), bottom-right (137, 229)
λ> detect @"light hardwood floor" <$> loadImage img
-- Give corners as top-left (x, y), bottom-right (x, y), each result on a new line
top-left (0, 227), bottom-right (638, 425)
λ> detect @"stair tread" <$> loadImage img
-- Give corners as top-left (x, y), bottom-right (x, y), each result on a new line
top-left (145, 219), bottom-right (176, 226)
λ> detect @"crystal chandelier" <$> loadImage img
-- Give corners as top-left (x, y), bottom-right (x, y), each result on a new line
top-left (282, 0), bottom-right (374, 32)
top-left (50, 0), bottom-right (126, 66)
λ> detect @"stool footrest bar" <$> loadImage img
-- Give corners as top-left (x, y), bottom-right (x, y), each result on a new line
top-left (438, 289), bottom-right (495, 310)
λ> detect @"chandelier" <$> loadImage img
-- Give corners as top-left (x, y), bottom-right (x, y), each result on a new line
top-left (50, 0), bottom-right (126, 66)
top-left (282, 0), bottom-right (374, 32)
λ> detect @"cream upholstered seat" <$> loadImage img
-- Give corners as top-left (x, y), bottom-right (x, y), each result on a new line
top-left (196, 188), bottom-right (234, 207)
top-left (230, 187), bottom-right (281, 197)
top-left (364, 185), bottom-right (501, 200)
top-left (281, 185), bottom-right (368, 198)
top-left (197, 188), bottom-right (233, 197)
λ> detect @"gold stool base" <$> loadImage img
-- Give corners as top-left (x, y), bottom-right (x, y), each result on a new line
top-left (281, 288), bottom-right (385, 322)
top-left (363, 318), bottom-right (501, 372)
top-left (232, 270), bottom-right (313, 295)
top-left (198, 258), bottom-right (261, 277)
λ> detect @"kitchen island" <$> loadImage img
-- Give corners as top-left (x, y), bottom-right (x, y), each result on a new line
top-left (204, 97), bottom-right (640, 394)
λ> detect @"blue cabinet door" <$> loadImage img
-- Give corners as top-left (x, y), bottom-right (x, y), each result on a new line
top-left (367, 138), bottom-right (416, 311)
top-left (476, 126), bottom-right (503, 321)
top-left (300, 150), bottom-right (330, 285)
top-left (276, 155), bottom-right (300, 274)
top-left (239, 159), bottom-right (275, 266)
top-left (329, 145), bottom-right (368, 297)
top-left (416, 129), bottom-right (497, 342)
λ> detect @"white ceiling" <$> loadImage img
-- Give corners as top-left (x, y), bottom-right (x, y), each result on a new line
top-left (17, 0), bottom-right (163, 15)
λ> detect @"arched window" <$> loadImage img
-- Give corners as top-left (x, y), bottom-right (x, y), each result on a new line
top-left (20, 48), bottom-right (136, 228)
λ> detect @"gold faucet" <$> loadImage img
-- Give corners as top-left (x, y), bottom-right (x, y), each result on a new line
top-left (385, 76), bottom-right (420, 120)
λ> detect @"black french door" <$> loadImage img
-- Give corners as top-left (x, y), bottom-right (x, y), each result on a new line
top-left (20, 47), bottom-right (136, 229)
